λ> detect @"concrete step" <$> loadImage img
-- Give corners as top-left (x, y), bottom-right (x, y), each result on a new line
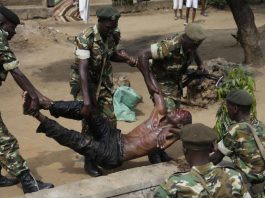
top-left (7, 5), bottom-right (50, 20)
top-left (1, 0), bottom-right (44, 6)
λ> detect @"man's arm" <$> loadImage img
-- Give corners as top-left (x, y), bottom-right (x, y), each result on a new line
top-left (79, 59), bottom-right (92, 117)
top-left (110, 49), bottom-right (137, 67)
top-left (10, 68), bottom-right (39, 112)
top-left (138, 48), bottom-right (160, 95)
top-left (194, 50), bottom-right (203, 70)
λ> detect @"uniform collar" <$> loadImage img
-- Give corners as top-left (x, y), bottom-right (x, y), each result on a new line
top-left (192, 162), bottom-right (214, 175)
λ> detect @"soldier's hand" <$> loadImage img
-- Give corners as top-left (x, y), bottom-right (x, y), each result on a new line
top-left (81, 104), bottom-right (91, 117)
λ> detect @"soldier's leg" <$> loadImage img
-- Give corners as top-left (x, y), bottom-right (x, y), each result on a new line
top-left (0, 113), bottom-right (53, 193)
top-left (0, 114), bottom-right (28, 177)
top-left (70, 74), bottom-right (102, 176)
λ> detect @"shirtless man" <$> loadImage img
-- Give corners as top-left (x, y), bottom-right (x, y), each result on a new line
top-left (23, 92), bottom-right (191, 170)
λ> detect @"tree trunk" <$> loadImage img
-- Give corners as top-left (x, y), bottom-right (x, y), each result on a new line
top-left (226, 0), bottom-right (264, 67)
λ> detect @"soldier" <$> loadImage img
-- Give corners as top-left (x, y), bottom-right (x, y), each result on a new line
top-left (154, 123), bottom-right (251, 198)
top-left (137, 23), bottom-right (206, 164)
top-left (70, 6), bottom-right (137, 177)
top-left (0, 6), bottom-right (54, 193)
top-left (211, 89), bottom-right (265, 197)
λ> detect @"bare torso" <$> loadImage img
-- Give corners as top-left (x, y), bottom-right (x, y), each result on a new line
top-left (122, 95), bottom-right (179, 161)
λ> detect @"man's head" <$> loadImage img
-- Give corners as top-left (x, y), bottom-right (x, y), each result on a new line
top-left (226, 89), bottom-right (253, 121)
top-left (0, 6), bottom-right (20, 40)
top-left (180, 123), bottom-right (217, 164)
top-left (181, 23), bottom-right (206, 52)
top-left (166, 109), bottom-right (192, 128)
top-left (96, 6), bottom-right (120, 40)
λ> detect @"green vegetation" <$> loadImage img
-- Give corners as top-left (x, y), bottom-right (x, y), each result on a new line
top-left (214, 66), bottom-right (256, 140)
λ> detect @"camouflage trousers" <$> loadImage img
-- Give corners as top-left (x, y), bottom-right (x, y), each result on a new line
top-left (0, 112), bottom-right (28, 176)
top-left (159, 81), bottom-right (181, 112)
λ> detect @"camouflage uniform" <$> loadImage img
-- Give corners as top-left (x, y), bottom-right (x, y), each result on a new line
top-left (218, 119), bottom-right (265, 197)
top-left (150, 34), bottom-right (194, 111)
top-left (154, 162), bottom-right (250, 198)
top-left (70, 25), bottom-right (119, 133)
top-left (0, 29), bottom-right (28, 176)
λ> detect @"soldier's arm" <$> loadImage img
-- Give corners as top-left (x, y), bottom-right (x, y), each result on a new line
top-left (79, 59), bottom-right (92, 117)
top-left (0, 30), bottom-right (41, 113)
top-left (194, 50), bottom-right (203, 70)
top-left (10, 68), bottom-right (38, 105)
top-left (110, 49), bottom-right (137, 67)
top-left (75, 29), bottom-right (94, 117)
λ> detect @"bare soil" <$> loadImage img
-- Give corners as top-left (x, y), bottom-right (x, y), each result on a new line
top-left (0, 6), bottom-right (265, 197)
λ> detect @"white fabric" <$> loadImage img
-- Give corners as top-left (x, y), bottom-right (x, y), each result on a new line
top-left (243, 192), bottom-right (252, 198)
top-left (173, 0), bottom-right (183, 9)
top-left (217, 140), bottom-right (232, 156)
top-left (79, 0), bottom-right (90, 23)
top-left (150, 43), bottom-right (159, 59)
top-left (3, 60), bottom-right (19, 71)
top-left (75, 48), bottom-right (90, 59)
top-left (186, 0), bottom-right (198, 8)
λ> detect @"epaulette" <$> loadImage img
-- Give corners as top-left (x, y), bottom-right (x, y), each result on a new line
top-left (82, 26), bottom-right (94, 38)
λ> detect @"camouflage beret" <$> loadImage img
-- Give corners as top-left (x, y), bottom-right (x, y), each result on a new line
top-left (185, 23), bottom-right (206, 42)
top-left (96, 6), bottom-right (120, 21)
top-left (181, 123), bottom-right (217, 150)
top-left (226, 89), bottom-right (253, 106)
top-left (0, 6), bottom-right (20, 25)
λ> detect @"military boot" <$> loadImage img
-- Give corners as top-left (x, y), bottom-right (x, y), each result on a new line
top-left (17, 170), bottom-right (54, 194)
top-left (160, 150), bottom-right (173, 162)
top-left (84, 156), bottom-right (102, 177)
top-left (0, 166), bottom-right (19, 187)
top-left (148, 149), bottom-right (162, 164)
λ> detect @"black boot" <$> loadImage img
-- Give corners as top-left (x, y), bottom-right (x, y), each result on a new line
top-left (148, 149), bottom-right (162, 164)
top-left (84, 156), bottom-right (102, 177)
top-left (0, 165), bottom-right (19, 187)
top-left (159, 150), bottom-right (173, 162)
top-left (17, 170), bottom-right (54, 194)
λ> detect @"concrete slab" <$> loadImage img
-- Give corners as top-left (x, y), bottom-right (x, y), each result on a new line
top-left (23, 162), bottom-right (182, 198)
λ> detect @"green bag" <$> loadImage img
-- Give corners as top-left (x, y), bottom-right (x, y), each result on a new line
top-left (113, 86), bottom-right (142, 122)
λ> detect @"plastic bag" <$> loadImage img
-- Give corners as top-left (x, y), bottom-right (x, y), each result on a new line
top-left (113, 86), bottom-right (142, 122)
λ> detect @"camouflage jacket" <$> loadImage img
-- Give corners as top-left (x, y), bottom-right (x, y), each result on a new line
top-left (153, 162), bottom-right (250, 198)
top-left (0, 29), bottom-right (20, 86)
top-left (218, 119), bottom-right (265, 182)
top-left (74, 24), bottom-right (119, 94)
top-left (149, 34), bottom-right (194, 90)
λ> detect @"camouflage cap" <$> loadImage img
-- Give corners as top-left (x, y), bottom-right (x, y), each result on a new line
top-left (226, 89), bottom-right (253, 106)
top-left (181, 123), bottom-right (217, 150)
top-left (96, 6), bottom-right (121, 21)
top-left (185, 23), bottom-right (206, 42)
top-left (0, 6), bottom-right (20, 25)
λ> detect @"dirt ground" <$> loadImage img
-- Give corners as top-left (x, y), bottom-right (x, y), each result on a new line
top-left (0, 6), bottom-right (265, 197)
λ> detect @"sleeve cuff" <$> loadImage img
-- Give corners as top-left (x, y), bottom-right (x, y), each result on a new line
top-left (36, 118), bottom-right (56, 133)
top-left (3, 60), bottom-right (19, 71)
top-left (218, 140), bottom-right (232, 156)
top-left (75, 49), bottom-right (90, 59)
top-left (150, 43), bottom-right (161, 59)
